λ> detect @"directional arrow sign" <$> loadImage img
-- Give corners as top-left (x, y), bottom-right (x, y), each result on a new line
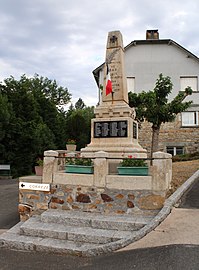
top-left (19, 182), bottom-right (50, 191)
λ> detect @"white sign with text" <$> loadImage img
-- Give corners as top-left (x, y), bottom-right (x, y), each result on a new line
top-left (19, 182), bottom-right (50, 191)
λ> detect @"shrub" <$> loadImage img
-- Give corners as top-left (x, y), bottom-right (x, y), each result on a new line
top-left (36, 158), bottom-right (43, 166)
top-left (172, 152), bottom-right (199, 162)
top-left (65, 157), bottom-right (93, 166)
top-left (119, 156), bottom-right (147, 167)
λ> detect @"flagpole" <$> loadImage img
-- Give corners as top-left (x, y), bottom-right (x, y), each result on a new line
top-left (111, 91), bottom-right (114, 104)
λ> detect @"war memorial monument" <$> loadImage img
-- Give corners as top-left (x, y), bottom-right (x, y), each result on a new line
top-left (0, 31), bottom-right (172, 256)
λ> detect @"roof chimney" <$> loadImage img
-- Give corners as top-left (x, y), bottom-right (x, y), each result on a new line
top-left (146, 29), bottom-right (159, 40)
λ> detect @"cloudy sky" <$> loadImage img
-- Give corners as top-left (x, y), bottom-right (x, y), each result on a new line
top-left (0, 0), bottom-right (199, 106)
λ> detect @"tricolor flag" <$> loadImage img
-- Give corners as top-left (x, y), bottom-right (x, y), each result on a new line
top-left (106, 64), bottom-right (112, 96)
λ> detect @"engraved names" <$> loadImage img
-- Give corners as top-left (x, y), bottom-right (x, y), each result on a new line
top-left (94, 120), bottom-right (128, 138)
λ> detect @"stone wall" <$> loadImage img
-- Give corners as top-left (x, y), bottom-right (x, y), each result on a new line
top-left (19, 184), bottom-right (164, 221)
top-left (138, 114), bottom-right (199, 155)
top-left (18, 150), bottom-right (172, 221)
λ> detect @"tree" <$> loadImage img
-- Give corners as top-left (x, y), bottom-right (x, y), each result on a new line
top-left (65, 103), bottom-right (94, 150)
top-left (129, 73), bottom-right (193, 157)
top-left (29, 74), bottom-right (71, 106)
top-left (0, 74), bottom-right (71, 176)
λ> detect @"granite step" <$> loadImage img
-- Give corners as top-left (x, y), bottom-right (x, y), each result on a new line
top-left (0, 223), bottom-right (102, 256)
top-left (0, 209), bottom-right (157, 256)
top-left (41, 209), bottom-right (152, 231)
top-left (19, 216), bottom-right (133, 244)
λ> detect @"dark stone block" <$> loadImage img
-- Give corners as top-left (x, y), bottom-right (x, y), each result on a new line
top-left (76, 193), bottom-right (91, 203)
top-left (51, 197), bottom-right (64, 204)
top-left (127, 200), bottom-right (134, 208)
top-left (101, 193), bottom-right (114, 202)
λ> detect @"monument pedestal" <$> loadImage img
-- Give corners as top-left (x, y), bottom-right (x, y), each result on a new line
top-left (81, 103), bottom-right (147, 159)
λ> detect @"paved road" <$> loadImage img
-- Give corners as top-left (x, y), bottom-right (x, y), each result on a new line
top-left (0, 179), bottom-right (19, 231)
top-left (179, 176), bottom-right (199, 208)
top-left (0, 244), bottom-right (199, 270)
top-left (0, 177), bottom-right (199, 270)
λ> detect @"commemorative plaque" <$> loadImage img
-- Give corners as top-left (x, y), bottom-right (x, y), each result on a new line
top-left (94, 120), bottom-right (128, 138)
top-left (133, 122), bottom-right (137, 139)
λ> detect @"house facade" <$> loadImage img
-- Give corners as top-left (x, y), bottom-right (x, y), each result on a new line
top-left (93, 30), bottom-right (199, 155)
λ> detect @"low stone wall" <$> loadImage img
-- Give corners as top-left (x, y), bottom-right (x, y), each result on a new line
top-left (18, 150), bottom-right (172, 221)
top-left (43, 150), bottom-right (172, 192)
top-left (19, 183), bottom-right (164, 221)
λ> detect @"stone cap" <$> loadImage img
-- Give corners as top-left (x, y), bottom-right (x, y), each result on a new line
top-left (107, 30), bottom-right (123, 49)
top-left (153, 151), bottom-right (172, 159)
top-left (44, 150), bottom-right (59, 157)
top-left (94, 151), bottom-right (109, 158)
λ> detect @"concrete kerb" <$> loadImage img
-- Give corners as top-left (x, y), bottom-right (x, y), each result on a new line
top-left (85, 169), bottom-right (199, 256)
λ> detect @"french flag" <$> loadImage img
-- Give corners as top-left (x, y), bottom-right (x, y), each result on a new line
top-left (106, 64), bottom-right (112, 96)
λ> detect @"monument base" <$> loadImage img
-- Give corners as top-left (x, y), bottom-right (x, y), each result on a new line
top-left (81, 144), bottom-right (147, 159)
top-left (81, 105), bottom-right (147, 159)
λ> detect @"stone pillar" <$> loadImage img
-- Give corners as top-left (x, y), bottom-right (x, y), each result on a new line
top-left (81, 30), bottom-right (147, 159)
top-left (93, 151), bottom-right (109, 188)
top-left (43, 150), bottom-right (59, 183)
top-left (103, 30), bottom-right (128, 104)
top-left (152, 151), bottom-right (172, 192)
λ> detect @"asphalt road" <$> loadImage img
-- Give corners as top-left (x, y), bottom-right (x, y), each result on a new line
top-left (0, 177), bottom-right (199, 270)
top-left (0, 179), bottom-right (20, 229)
top-left (179, 176), bottom-right (199, 209)
top-left (0, 244), bottom-right (199, 270)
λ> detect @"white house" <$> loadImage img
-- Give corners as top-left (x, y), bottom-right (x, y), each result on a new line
top-left (93, 30), bottom-right (199, 155)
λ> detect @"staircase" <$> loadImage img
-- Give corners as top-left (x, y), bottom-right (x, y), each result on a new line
top-left (0, 209), bottom-right (156, 256)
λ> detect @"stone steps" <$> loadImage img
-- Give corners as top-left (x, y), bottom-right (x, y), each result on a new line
top-left (41, 209), bottom-right (150, 231)
top-left (1, 224), bottom-right (101, 256)
top-left (20, 216), bottom-right (133, 244)
top-left (0, 209), bottom-right (155, 256)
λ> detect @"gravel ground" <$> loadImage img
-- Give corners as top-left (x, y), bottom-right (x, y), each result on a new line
top-left (167, 159), bottom-right (199, 197)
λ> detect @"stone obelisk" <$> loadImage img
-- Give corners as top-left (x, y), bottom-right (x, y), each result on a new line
top-left (81, 30), bottom-right (146, 158)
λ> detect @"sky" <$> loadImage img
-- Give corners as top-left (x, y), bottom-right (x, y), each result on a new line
top-left (1, 0), bottom-right (199, 107)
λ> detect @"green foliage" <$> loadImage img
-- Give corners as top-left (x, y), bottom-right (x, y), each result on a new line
top-left (0, 94), bottom-right (11, 142)
top-left (129, 74), bottom-right (192, 127)
top-left (65, 104), bottom-right (94, 150)
top-left (35, 158), bottom-right (44, 166)
top-left (67, 139), bottom-right (76, 144)
top-left (0, 74), bottom-right (71, 177)
top-left (0, 74), bottom-right (94, 177)
top-left (129, 74), bottom-right (193, 155)
top-left (119, 156), bottom-right (147, 167)
top-left (172, 152), bottom-right (199, 162)
top-left (65, 157), bottom-right (93, 166)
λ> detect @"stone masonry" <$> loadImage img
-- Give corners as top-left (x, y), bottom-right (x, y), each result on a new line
top-left (18, 150), bottom-right (172, 221)
top-left (19, 184), bottom-right (162, 221)
top-left (139, 114), bottom-right (199, 155)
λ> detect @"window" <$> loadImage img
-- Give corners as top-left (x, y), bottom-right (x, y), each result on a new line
top-left (181, 112), bottom-right (198, 126)
top-left (166, 146), bottom-right (184, 156)
top-left (127, 77), bottom-right (135, 93)
top-left (180, 76), bottom-right (198, 92)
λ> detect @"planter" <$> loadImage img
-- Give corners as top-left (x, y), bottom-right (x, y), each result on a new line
top-left (35, 166), bottom-right (43, 176)
top-left (65, 165), bottom-right (94, 174)
top-left (117, 166), bottom-right (148, 176)
top-left (66, 144), bottom-right (77, 151)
